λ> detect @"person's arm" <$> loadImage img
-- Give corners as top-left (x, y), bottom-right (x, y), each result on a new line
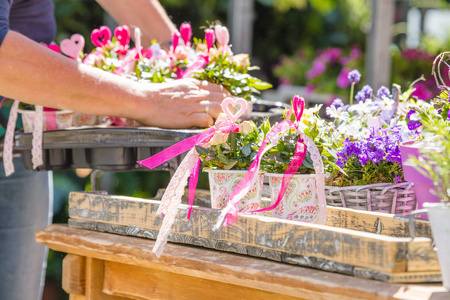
top-left (95, 0), bottom-right (176, 47)
top-left (0, 31), bottom-right (226, 128)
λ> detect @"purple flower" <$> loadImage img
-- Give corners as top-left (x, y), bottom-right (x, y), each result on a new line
top-left (348, 69), bottom-right (361, 84)
top-left (408, 120), bottom-right (422, 130)
top-left (407, 109), bottom-right (416, 120)
top-left (361, 85), bottom-right (373, 99)
top-left (394, 175), bottom-right (402, 183)
top-left (332, 98), bottom-right (345, 108)
top-left (376, 86), bottom-right (390, 98)
top-left (448, 109), bottom-right (450, 120)
top-left (355, 90), bottom-right (366, 102)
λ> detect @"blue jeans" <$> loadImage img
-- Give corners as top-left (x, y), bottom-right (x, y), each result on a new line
top-left (0, 157), bottom-right (53, 300)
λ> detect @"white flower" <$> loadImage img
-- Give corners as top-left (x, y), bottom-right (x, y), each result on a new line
top-left (380, 96), bottom-right (395, 111)
top-left (349, 99), bottom-right (373, 116)
top-left (326, 105), bottom-right (350, 121)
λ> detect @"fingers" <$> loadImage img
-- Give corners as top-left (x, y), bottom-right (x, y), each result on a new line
top-left (186, 112), bottom-right (215, 128)
top-left (189, 78), bottom-right (232, 97)
top-left (198, 100), bottom-right (222, 120)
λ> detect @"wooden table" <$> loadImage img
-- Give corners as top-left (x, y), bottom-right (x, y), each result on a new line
top-left (36, 224), bottom-right (449, 300)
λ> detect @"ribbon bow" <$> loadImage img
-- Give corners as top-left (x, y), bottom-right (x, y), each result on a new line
top-left (137, 97), bottom-right (248, 256)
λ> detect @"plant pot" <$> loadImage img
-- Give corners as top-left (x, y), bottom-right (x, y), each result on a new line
top-left (18, 109), bottom-right (74, 133)
top-left (206, 169), bottom-right (264, 212)
top-left (73, 113), bottom-right (102, 127)
top-left (400, 141), bottom-right (440, 210)
top-left (411, 202), bottom-right (450, 289)
top-left (266, 173), bottom-right (322, 222)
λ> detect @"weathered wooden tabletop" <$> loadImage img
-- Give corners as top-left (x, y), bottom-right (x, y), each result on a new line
top-left (36, 224), bottom-right (450, 300)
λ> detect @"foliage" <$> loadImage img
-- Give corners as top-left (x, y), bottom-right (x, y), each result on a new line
top-left (195, 119), bottom-right (267, 170)
top-left (194, 50), bottom-right (272, 101)
top-left (260, 98), bottom-right (341, 174)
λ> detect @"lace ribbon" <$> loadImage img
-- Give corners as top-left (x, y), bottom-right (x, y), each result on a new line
top-left (32, 105), bottom-right (44, 169)
top-left (3, 100), bottom-right (19, 176)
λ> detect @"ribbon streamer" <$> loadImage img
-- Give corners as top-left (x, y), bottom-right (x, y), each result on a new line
top-left (31, 105), bottom-right (44, 169)
top-left (3, 100), bottom-right (19, 176)
top-left (138, 98), bottom-right (244, 256)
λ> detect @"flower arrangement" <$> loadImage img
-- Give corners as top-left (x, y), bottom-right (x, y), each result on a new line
top-left (323, 69), bottom-right (420, 187)
top-left (195, 118), bottom-right (266, 170)
top-left (260, 98), bottom-right (339, 175)
top-left (134, 23), bottom-right (272, 101)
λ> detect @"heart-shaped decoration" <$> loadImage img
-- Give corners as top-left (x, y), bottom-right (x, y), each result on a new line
top-left (114, 25), bottom-right (130, 47)
top-left (221, 97), bottom-right (247, 122)
top-left (91, 26), bottom-right (112, 47)
top-left (60, 34), bottom-right (85, 59)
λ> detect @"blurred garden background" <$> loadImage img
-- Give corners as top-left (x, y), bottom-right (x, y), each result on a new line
top-left (44, 0), bottom-right (450, 298)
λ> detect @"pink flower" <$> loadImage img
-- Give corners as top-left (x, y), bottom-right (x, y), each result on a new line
top-left (180, 23), bottom-right (192, 46)
top-left (172, 31), bottom-right (180, 52)
top-left (319, 47), bottom-right (342, 63)
top-left (215, 25), bottom-right (229, 47)
top-left (205, 28), bottom-right (215, 51)
top-left (350, 47), bottom-right (360, 59)
top-left (306, 59), bottom-right (326, 79)
top-left (412, 83), bottom-right (433, 100)
top-left (337, 67), bottom-right (351, 89)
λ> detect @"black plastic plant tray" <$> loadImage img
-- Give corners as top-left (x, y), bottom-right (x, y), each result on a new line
top-left (14, 127), bottom-right (200, 171)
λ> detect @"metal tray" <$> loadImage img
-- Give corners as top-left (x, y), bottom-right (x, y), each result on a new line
top-left (14, 127), bottom-right (200, 171)
top-left (13, 100), bottom-right (289, 172)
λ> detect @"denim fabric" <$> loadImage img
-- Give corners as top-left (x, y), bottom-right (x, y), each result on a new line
top-left (0, 157), bottom-right (53, 300)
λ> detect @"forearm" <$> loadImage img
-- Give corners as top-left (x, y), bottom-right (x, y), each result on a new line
top-left (95, 0), bottom-right (176, 47)
top-left (0, 31), bottom-right (150, 119)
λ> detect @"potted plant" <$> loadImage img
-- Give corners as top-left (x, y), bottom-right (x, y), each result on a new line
top-left (324, 70), bottom-right (418, 215)
top-left (409, 115), bottom-right (450, 289)
top-left (400, 51), bottom-right (450, 211)
top-left (260, 96), bottom-right (332, 223)
top-left (195, 112), bottom-right (267, 212)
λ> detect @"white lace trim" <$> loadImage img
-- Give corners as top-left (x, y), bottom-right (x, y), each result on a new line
top-left (3, 100), bottom-right (19, 176)
top-left (153, 148), bottom-right (199, 257)
top-left (32, 105), bottom-right (44, 169)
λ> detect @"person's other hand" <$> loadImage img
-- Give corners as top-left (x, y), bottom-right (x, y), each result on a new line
top-left (136, 78), bottom-right (231, 128)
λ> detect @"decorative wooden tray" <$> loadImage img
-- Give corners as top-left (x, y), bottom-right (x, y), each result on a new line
top-left (68, 191), bottom-right (441, 284)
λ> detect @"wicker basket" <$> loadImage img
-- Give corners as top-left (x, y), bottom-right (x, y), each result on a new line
top-left (325, 182), bottom-right (416, 216)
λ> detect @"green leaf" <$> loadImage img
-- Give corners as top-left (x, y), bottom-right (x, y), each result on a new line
top-left (195, 145), bottom-right (209, 156)
top-left (224, 161), bottom-right (237, 170)
top-left (242, 144), bottom-right (251, 157)
top-left (217, 154), bottom-right (229, 165)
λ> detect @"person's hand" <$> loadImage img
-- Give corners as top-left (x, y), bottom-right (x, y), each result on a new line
top-left (136, 78), bottom-right (231, 128)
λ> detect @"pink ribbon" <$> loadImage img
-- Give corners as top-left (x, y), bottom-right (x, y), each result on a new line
top-left (214, 96), bottom-right (308, 229)
top-left (138, 120), bottom-right (239, 218)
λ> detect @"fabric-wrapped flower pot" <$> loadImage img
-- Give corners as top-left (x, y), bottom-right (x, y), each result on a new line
top-left (266, 173), bottom-right (320, 222)
top-left (206, 169), bottom-right (264, 212)
top-left (18, 108), bottom-right (74, 133)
